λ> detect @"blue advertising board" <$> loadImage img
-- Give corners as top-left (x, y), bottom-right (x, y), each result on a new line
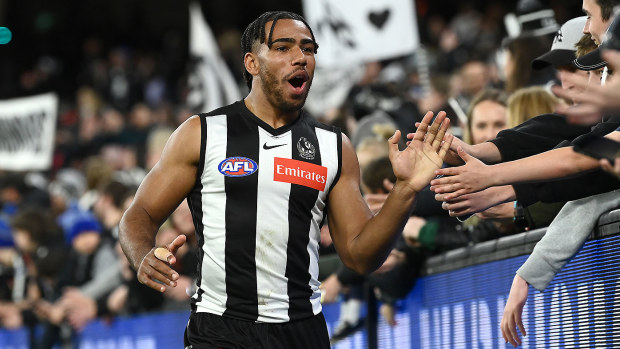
top-left (1, 234), bottom-right (619, 348)
top-left (386, 233), bottom-right (620, 348)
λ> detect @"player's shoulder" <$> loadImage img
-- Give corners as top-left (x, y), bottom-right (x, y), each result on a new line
top-left (199, 101), bottom-right (243, 118)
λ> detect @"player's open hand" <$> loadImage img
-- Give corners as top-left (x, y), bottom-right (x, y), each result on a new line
top-left (389, 111), bottom-right (452, 193)
top-left (408, 128), bottom-right (468, 166)
top-left (137, 234), bottom-right (186, 293)
top-left (430, 147), bottom-right (490, 200)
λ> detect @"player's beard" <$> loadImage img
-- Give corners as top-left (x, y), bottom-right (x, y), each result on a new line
top-left (259, 67), bottom-right (311, 114)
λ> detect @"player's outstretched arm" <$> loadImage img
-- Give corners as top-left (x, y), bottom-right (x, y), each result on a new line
top-left (119, 116), bottom-right (201, 292)
top-left (327, 111), bottom-right (452, 274)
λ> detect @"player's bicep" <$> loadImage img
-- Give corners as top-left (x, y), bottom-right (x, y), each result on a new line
top-left (131, 116), bottom-right (202, 225)
top-left (326, 135), bottom-right (373, 257)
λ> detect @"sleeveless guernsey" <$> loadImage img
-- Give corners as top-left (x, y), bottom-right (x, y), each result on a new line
top-left (187, 101), bottom-right (342, 323)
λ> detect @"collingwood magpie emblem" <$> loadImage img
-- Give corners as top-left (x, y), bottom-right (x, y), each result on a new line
top-left (297, 137), bottom-right (316, 160)
top-left (553, 29), bottom-right (563, 44)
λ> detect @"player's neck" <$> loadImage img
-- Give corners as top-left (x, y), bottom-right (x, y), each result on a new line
top-left (244, 92), bottom-right (300, 129)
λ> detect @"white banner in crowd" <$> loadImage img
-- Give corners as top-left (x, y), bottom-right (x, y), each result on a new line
top-left (302, 0), bottom-right (420, 68)
top-left (304, 64), bottom-right (364, 118)
top-left (186, 2), bottom-right (241, 114)
top-left (0, 93), bottom-right (58, 171)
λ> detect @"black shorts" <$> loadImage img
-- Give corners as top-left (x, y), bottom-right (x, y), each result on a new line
top-left (184, 312), bottom-right (331, 349)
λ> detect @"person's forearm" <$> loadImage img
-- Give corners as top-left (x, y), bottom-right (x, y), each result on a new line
top-left (470, 142), bottom-right (502, 163)
top-left (347, 181), bottom-right (416, 273)
top-left (118, 205), bottom-right (161, 271)
top-left (486, 147), bottom-right (600, 187)
top-left (517, 189), bottom-right (620, 291)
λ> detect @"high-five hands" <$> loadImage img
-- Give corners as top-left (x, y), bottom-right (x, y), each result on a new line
top-left (137, 234), bottom-right (186, 292)
top-left (389, 111), bottom-right (453, 193)
top-left (429, 146), bottom-right (492, 200)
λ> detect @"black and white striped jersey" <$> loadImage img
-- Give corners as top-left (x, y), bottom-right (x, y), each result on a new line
top-left (187, 101), bottom-right (342, 323)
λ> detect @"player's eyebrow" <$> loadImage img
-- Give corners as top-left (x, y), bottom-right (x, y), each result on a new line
top-left (271, 37), bottom-right (317, 47)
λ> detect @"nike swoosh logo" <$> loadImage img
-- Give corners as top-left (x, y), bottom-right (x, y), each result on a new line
top-left (263, 143), bottom-right (286, 150)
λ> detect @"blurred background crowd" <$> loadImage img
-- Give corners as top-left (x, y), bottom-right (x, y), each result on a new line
top-left (0, 0), bottom-right (601, 347)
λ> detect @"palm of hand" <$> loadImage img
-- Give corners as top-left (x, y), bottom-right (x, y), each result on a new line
top-left (393, 140), bottom-right (443, 192)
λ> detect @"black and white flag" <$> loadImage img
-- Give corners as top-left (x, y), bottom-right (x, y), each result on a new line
top-left (186, 2), bottom-right (241, 114)
top-left (0, 93), bottom-right (58, 171)
top-left (302, 0), bottom-right (420, 68)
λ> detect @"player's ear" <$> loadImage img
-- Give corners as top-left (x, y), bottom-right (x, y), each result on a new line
top-left (244, 52), bottom-right (260, 77)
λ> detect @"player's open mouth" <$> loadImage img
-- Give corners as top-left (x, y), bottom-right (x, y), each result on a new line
top-left (287, 71), bottom-right (309, 94)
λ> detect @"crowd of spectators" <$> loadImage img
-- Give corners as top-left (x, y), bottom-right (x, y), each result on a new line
top-left (1, 0), bottom-right (620, 347)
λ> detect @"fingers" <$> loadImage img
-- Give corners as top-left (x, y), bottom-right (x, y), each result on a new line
top-left (555, 103), bottom-right (601, 123)
top-left (500, 317), bottom-right (510, 345)
top-left (412, 111), bottom-right (435, 141)
top-left (167, 234), bottom-right (187, 258)
top-left (138, 251), bottom-right (180, 293)
top-left (423, 111), bottom-right (446, 145)
top-left (437, 134), bottom-right (453, 160)
top-left (441, 199), bottom-right (470, 213)
top-left (456, 146), bottom-right (470, 163)
top-left (430, 172), bottom-right (459, 187)
top-left (517, 314), bottom-right (526, 339)
top-left (433, 188), bottom-right (467, 201)
top-left (154, 247), bottom-right (173, 263)
top-left (382, 179), bottom-right (395, 192)
top-left (508, 313), bottom-right (522, 347)
top-left (551, 85), bottom-right (581, 105)
top-left (501, 311), bottom-right (519, 347)
top-left (388, 129), bottom-right (402, 159)
top-left (432, 118), bottom-right (450, 151)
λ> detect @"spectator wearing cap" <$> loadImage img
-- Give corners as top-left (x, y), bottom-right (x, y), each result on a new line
top-left (35, 206), bottom-right (122, 333)
top-left (434, 16), bottom-right (602, 168)
top-left (571, 1), bottom-right (620, 98)
top-left (430, 16), bottom-right (618, 219)
top-left (531, 16), bottom-right (590, 103)
top-left (574, 5), bottom-right (620, 84)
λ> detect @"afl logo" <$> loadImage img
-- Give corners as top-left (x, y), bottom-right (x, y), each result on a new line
top-left (218, 157), bottom-right (258, 177)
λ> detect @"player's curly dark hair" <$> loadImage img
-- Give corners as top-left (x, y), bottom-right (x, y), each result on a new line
top-left (241, 11), bottom-right (318, 90)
